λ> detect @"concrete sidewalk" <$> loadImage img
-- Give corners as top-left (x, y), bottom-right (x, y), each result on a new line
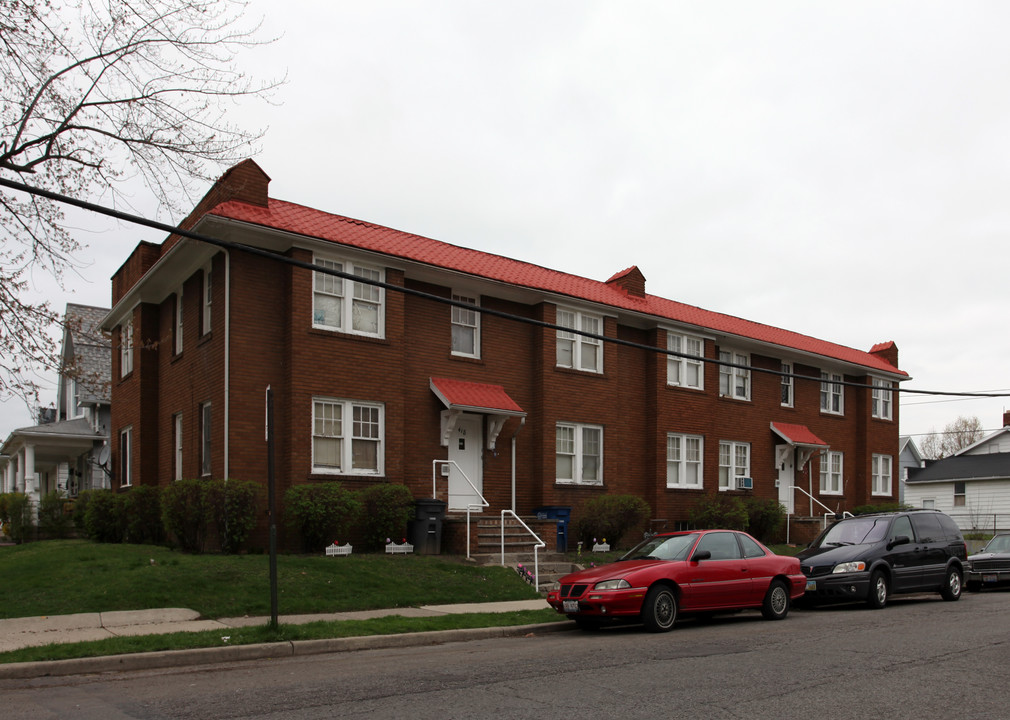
top-left (0, 599), bottom-right (555, 656)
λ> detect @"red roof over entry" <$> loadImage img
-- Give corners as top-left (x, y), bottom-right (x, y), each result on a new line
top-left (771, 422), bottom-right (828, 448)
top-left (429, 377), bottom-right (525, 416)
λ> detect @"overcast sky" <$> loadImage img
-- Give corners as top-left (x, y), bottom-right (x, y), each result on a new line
top-left (4, 0), bottom-right (1009, 442)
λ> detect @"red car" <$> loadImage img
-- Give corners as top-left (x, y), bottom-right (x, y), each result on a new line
top-left (547, 530), bottom-right (806, 632)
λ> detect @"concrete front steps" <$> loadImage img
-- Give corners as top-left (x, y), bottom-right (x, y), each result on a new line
top-left (469, 551), bottom-right (581, 592)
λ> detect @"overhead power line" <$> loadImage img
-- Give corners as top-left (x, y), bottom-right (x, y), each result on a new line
top-left (3, 175), bottom-right (1009, 400)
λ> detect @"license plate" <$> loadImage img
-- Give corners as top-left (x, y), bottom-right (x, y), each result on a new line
top-left (805, 580), bottom-right (817, 592)
top-left (563, 600), bottom-right (579, 613)
top-left (984, 574), bottom-right (999, 583)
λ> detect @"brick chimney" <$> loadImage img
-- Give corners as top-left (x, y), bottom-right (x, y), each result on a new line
top-left (1004, 410), bottom-right (1010, 428)
top-left (606, 266), bottom-right (646, 298)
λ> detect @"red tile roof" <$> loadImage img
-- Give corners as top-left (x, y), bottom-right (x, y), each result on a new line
top-left (429, 377), bottom-right (525, 415)
top-left (771, 422), bottom-right (829, 447)
top-left (208, 198), bottom-right (906, 377)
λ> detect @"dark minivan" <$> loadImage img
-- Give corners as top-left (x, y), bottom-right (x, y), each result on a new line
top-left (798, 510), bottom-right (967, 608)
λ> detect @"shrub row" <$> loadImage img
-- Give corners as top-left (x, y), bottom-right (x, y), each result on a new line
top-left (688, 494), bottom-right (786, 543)
top-left (284, 482), bottom-right (414, 553)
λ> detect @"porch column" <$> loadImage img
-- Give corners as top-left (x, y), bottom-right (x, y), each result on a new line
top-left (23, 444), bottom-right (40, 519)
top-left (15, 450), bottom-right (24, 493)
top-left (2, 458), bottom-right (12, 492)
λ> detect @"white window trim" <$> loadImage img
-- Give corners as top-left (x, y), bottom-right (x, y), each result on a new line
top-left (718, 350), bottom-right (750, 401)
top-left (312, 255), bottom-right (386, 338)
top-left (202, 265), bottom-right (212, 336)
top-left (120, 426), bottom-right (133, 488)
top-left (781, 363), bottom-right (794, 407)
top-left (450, 292), bottom-right (480, 358)
top-left (667, 433), bottom-right (704, 489)
top-left (820, 371), bottom-right (844, 415)
top-left (556, 306), bottom-right (604, 374)
top-left (820, 450), bottom-right (844, 495)
top-left (718, 440), bottom-right (750, 491)
top-left (173, 413), bottom-right (183, 482)
top-left (201, 401), bottom-right (212, 477)
top-left (872, 454), bottom-right (892, 496)
top-left (667, 333), bottom-right (704, 390)
top-left (311, 397), bottom-right (385, 475)
top-left (120, 318), bottom-right (133, 377)
top-left (555, 422), bottom-right (603, 485)
top-left (871, 378), bottom-right (893, 420)
top-left (175, 289), bottom-right (184, 354)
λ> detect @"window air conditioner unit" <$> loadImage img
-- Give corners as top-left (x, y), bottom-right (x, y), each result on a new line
top-left (736, 477), bottom-right (754, 490)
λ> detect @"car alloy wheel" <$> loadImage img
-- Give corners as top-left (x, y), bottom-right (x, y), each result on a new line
top-left (941, 568), bottom-right (962, 601)
top-left (642, 585), bottom-right (678, 633)
top-left (866, 570), bottom-right (888, 609)
top-left (761, 579), bottom-right (790, 620)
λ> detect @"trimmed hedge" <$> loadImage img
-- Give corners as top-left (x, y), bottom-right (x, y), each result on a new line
top-left (284, 482), bottom-right (362, 553)
top-left (572, 494), bottom-right (651, 550)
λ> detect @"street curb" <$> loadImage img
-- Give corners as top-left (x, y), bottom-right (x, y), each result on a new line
top-left (0, 622), bottom-right (573, 680)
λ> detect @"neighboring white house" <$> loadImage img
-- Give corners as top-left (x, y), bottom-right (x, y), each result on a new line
top-left (904, 413), bottom-right (1010, 533)
top-left (898, 435), bottom-right (925, 505)
top-left (0, 305), bottom-right (112, 506)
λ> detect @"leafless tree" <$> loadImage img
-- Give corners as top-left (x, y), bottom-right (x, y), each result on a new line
top-left (919, 415), bottom-right (985, 459)
top-left (1, 0), bottom-right (277, 409)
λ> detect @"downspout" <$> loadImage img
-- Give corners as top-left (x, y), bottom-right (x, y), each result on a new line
top-left (224, 249), bottom-right (231, 481)
top-left (511, 417), bottom-right (526, 513)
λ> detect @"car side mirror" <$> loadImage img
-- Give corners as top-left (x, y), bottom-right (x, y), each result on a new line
top-left (888, 535), bottom-right (910, 550)
top-left (691, 550), bottom-right (712, 562)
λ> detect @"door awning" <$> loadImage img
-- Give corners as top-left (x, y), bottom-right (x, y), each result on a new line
top-left (771, 422), bottom-right (828, 470)
top-left (430, 377), bottom-right (526, 450)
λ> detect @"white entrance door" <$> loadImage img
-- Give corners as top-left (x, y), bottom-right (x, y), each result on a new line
top-left (448, 413), bottom-right (483, 511)
top-left (777, 444), bottom-right (795, 514)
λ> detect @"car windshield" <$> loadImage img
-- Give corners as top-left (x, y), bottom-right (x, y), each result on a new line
top-left (816, 517), bottom-right (890, 547)
top-left (620, 533), bottom-right (699, 562)
top-left (984, 535), bottom-right (1010, 553)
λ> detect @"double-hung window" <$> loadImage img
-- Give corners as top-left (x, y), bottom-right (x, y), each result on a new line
top-left (312, 398), bottom-right (384, 475)
top-left (120, 427), bottom-right (132, 488)
top-left (820, 450), bottom-right (843, 494)
top-left (667, 333), bottom-right (704, 389)
top-left (871, 379), bottom-right (893, 420)
top-left (718, 441), bottom-right (750, 490)
top-left (201, 402), bottom-right (212, 476)
top-left (556, 308), bottom-right (603, 373)
top-left (781, 363), bottom-right (794, 407)
top-left (173, 413), bottom-right (183, 481)
top-left (718, 350), bottom-right (750, 400)
top-left (174, 290), bottom-right (184, 354)
top-left (120, 318), bottom-right (133, 377)
top-left (667, 434), bottom-right (703, 488)
top-left (202, 266), bottom-right (212, 336)
top-left (556, 423), bottom-right (603, 485)
top-left (872, 454), bottom-right (892, 496)
top-left (451, 293), bottom-right (480, 357)
top-left (313, 257), bottom-right (385, 337)
top-left (820, 372), bottom-right (844, 414)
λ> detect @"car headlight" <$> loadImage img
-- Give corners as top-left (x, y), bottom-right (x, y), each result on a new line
top-left (549, 581), bottom-right (561, 592)
top-left (593, 578), bottom-right (632, 590)
top-left (832, 561), bottom-right (867, 574)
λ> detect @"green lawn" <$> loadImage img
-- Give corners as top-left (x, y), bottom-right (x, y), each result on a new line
top-left (0, 539), bottom-right (541, 620)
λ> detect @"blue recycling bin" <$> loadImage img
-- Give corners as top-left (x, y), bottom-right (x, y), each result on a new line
top-left (534, 506), bottom-right (571, 552)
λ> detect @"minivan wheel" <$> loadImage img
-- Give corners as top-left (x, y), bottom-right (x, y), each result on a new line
top-left (866, 570), bottom-right (889, 609)
top-left (940, 567), bottom-right (963, 601)
top-left (761, 579), bottom-right (790, 620)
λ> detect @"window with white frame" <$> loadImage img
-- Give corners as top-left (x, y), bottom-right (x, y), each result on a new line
top-left (201, 402), bottom-right (212, 476)
top-left (781, 363), bottom-right (794, 407)
top-left (820, 372), bottom-right (844, 414)
top-left (820, 450), bottom-right (843, 494)
top-left (872, 454), bottom-right (892, 496)
top-left (120, 318), bottom-right (133, 377)
top-left (312, 398), bottom-right (385, 474)
top-left (556, 422), bottom-right (603, 485)
top-left (667, 434), bottom-right (703, 488)
top-left (667, 333), bottom-right (704, 389)
top-left (173, 413), bottom-right (183, 481)
top-left (718, 350), bottom-right (750, 400)
top-left (871, 378), bottom-right (893, 420)
top-left (174, 290), bottom-right (183, 354)
top-left (451, 293), bottom-right (480, 357)
top-left (202, 266), bottom-right (212, 336)
top-left (718, 440), bottom-right (750, 490)
top-left (556, 308), bottom-right (603, 373)
top-left (312, 257), bottom-right (385, 337)
top-left (120, 427), bottom-right (132, 488)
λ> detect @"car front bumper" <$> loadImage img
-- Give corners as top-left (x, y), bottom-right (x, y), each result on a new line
top-left (966, 568), bottom-right (1010, 586)
top-left (546, 587), bottom-right (647, 619)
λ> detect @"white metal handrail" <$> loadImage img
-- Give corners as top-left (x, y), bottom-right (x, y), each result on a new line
top-left (431, 460), bottom-right (489, 559)
top-left (500, 510), bottom-right (546, 589)
top-left (786, 485), bottom-right (853, 544)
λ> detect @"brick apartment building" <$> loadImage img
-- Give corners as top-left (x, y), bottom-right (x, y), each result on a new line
top-left (102, 160), bottom-right (907, 551)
